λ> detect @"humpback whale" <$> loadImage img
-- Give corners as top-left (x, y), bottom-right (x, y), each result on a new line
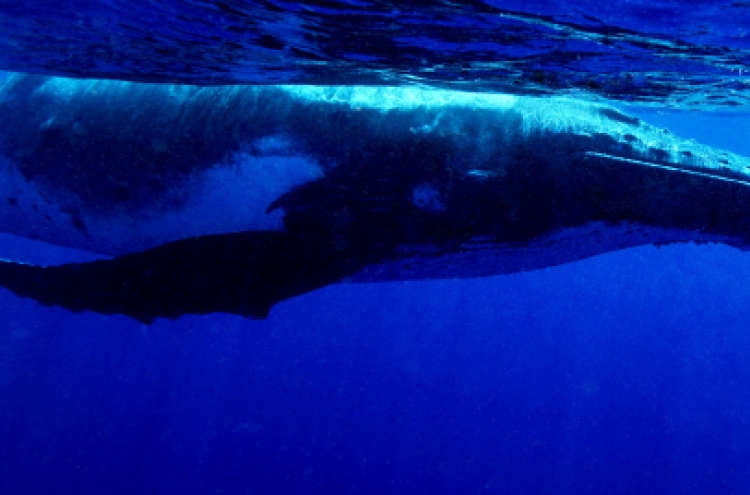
top-left (0, 73), bottom-right (749, 322)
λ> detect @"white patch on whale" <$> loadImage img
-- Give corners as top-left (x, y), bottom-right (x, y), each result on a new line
top-left (158, 148), bottom-right (323, 235)
top-left (0, 136), bottom-right (324, 255)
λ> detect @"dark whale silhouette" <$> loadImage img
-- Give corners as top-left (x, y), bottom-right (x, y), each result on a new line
top-left (0, 73), bottom-right (749, 322)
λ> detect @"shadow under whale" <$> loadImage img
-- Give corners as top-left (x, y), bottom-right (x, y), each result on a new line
top-left (0, 74), bottom-right (749, 322)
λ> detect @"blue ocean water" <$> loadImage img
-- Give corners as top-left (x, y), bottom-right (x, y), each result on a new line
top-left (1, 109), bottom-right (749, 495)
top-left (2, 2), bottom-right (750, 495)
top-left (3, 0), bottom-right (750, 107)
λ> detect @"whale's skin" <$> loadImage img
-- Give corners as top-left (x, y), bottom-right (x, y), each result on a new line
top-left (0, 73), bottom-right (749, 321)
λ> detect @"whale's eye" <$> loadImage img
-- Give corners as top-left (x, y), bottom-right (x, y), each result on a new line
top-left (411, 183), bottom-right (446, 213)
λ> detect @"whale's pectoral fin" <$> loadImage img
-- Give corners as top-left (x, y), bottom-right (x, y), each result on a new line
top-left (0, 232), bottom-right (366, 323)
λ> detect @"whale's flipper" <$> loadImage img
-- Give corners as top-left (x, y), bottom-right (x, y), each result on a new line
top-left (0, 232), bottom-right (365, 323)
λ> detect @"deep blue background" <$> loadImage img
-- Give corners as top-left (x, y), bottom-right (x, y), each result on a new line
top-left (2, 108), bottom-right (750, 494)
